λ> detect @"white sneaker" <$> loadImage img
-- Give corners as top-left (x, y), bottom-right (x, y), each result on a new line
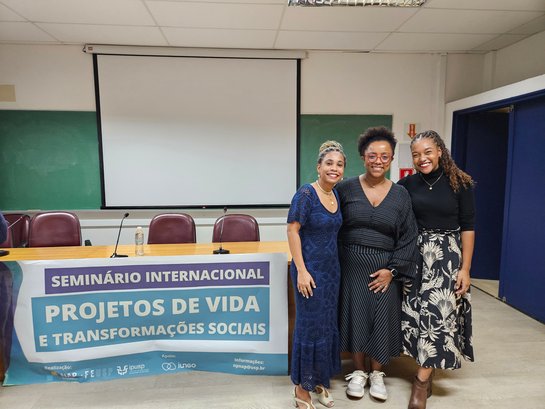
top-left (369, 370), bottom-right (388, 400)
top-left (345, 370), bottom-right (368, 399)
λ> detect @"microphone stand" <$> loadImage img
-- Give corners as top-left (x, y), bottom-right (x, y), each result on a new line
top-left (111, 212), bottom-right (130, 258)
top-left (213, 207), bottom-right (230, 254)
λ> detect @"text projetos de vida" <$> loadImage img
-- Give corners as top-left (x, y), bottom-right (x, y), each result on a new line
top-left (38, 295), bottom-right (266, 348)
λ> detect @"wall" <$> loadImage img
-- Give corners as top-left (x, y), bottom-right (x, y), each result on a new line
top-left (486, 31), bottom-right (545, 90)
top-left (445, 54), bottom-right (486, 102)
top-left (1, 40), bottom-right (542, 245)
top-left (302, 51), bottom-right (446, 136)
top-left (0, 44), bottom-right (94, 111)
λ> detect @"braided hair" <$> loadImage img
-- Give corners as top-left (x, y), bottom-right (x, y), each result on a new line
top-left (411, 130), bottom-right (474, 193)
top-left (317, 140), bottom-right (346, 165)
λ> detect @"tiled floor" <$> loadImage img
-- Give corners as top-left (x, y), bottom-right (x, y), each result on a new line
top-left (2, 288), bottom-right (545, 409)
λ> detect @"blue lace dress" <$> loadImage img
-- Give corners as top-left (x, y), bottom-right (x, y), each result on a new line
top-left (288, 184), bottom-right (342, 390)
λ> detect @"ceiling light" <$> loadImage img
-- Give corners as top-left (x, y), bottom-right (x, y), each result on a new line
top-left (288, 0), bottom-right (426, 6)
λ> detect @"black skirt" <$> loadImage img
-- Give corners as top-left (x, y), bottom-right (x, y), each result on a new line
top-left (338, 243), bottom-right (403, 365)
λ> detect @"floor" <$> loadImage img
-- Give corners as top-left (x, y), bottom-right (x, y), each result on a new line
top-left (472, 278), bottom-right (500, 299)
top-left (2, 288), bottom-right (545, 409)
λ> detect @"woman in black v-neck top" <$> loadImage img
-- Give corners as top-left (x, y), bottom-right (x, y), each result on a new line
top-left (398, 130), bottom-right (475, 409)
top-left (336, 127), bottom-right (418, 402)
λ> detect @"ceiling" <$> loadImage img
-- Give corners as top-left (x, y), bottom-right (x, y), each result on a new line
top-left (1, 0), bottom-right (545, 53)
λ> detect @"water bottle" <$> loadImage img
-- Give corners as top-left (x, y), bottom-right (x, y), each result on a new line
top-left (135, 226), bottom-right (144, 256)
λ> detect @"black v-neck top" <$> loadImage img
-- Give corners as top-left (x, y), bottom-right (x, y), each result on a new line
top-left (336, 176), bottom-right (418, 277)
top-left (398, 167), bottom-right (475, 231)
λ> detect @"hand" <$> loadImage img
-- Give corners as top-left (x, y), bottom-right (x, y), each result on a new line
top-left (455, 268), bottom-right (471, 295)
top-left (368, 268), bottom-right (393, 293)
top-left (297, 270), bottom-right (316, 299)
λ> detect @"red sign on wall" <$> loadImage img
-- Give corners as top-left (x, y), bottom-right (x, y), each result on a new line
top-left (399, 168), bottom-right (416, 179)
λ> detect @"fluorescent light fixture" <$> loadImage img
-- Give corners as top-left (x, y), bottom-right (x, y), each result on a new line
top-left (288, 0), bottom-right (426, 6)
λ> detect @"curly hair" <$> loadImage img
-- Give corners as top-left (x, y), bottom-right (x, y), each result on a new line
top-left (357, 126), bottom-right (397, 156)
top-left (317, 140), bottom-right (346, 165)
top-left (411, 130), bottom-right (474, 193)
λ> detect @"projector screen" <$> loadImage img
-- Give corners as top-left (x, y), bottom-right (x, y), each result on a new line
top-left (94, 54), bottom-right (298, 208)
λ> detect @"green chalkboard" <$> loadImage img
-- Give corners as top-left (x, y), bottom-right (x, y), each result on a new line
top-left (0, 110), bottom-right (101, 210)
top-left (299, 114), bottom-right (393, 185)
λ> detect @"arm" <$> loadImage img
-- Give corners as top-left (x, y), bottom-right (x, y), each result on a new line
top-left (456, 185), bottom-right (476, 295)
top-left (0, 213), bottom-right (7, 243)
top-left (369, 189), bottom-right (418, 293)
top-left (456, 230), bottom-right (474, 295)
top-left (287, 222), bottom-right (315, 298)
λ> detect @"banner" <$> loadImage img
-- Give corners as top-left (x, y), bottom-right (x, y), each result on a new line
top-left (1, 253), bottom-right (288, 385)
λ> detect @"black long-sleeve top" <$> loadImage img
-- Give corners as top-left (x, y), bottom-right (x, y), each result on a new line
top-left (398, 167), bottom-right (475, 231)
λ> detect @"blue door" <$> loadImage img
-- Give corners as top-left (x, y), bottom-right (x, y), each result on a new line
top-left (500, 96), bottom-right (545, 322)
top-left (453, 111), bottom-right (509, 280)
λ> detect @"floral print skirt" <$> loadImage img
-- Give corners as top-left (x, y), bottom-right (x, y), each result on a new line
top-left (402, 229), bottom-right (474, 369)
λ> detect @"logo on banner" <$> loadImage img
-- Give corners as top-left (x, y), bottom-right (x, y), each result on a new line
top-left (162, 362), bottom-right (177, 371)
top-left (117, 365), bottom-right (129, 376)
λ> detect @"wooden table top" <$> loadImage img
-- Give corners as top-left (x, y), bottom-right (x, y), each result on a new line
top-left (0, 241), bottom-right (291, 262)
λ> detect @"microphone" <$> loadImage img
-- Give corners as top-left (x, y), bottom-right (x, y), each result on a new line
top-left (111, 212), bottom-right (129, 258)
top-left (5, 215), bottom-right (27, 248)
top-left (213, 207), bottom-right (230, 254)
top-left (8, 215), bottom-right (25, 230)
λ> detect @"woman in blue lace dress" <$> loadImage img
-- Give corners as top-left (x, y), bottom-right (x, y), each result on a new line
top-left (288, 141), bottom-right (346, 409)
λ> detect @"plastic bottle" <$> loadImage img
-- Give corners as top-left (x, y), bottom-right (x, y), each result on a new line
top-left (135, 226), bottom-right (144, 256)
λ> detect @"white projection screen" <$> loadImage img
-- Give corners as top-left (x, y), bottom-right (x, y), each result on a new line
top-left (95, 54), bottom-right (298, 208)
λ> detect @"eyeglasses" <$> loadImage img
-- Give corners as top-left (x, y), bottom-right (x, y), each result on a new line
top-left (364, 153), bottom-right (392, 163)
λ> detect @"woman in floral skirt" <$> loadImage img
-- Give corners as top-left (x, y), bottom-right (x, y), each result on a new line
top-left (399, 130), bottom-right (475, 409)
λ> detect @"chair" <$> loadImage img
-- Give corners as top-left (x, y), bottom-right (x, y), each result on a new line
top-left (147, 213), bottom-right (196, 244)
top-left (212, 214), bottom-right (260, 243)
top-left (28, 211), bottom-right (81, 247)
top-left (4, 214), bottom-right (30, 248)
top-left (0, 227), bottom-right (13, 248)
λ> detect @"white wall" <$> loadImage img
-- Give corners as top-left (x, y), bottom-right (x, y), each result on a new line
top-left (486, 31), bottom-right (545, 90)
top-left (302, 51), bottom-right (446, 136)
top-left (445, 53), bottom-right (486, 102)
top-left (2, 41), bottom-right (544, 245)
top-left (0, 44), bottom-right (95, 111)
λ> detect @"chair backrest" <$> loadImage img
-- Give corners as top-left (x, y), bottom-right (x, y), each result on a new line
top-left (212, 214), bottom-right (260, 243)
top-left (28, 211), bottom-right (82, 247)
top-left (147, 213), bottom-right (196, 244)
top-left (4, 213), bottom-right (30, 247)
top-left (0, 226), bottom-right (13, 248)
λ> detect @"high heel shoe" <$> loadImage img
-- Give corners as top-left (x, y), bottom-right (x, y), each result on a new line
top-left (314, 385), bottom-right (334, 408)
top-left (293, 386), bottom-right (316, 409)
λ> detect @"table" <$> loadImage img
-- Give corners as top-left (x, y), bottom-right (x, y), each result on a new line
top-left (0, 241), bottom-right (290, 261)
top-left (0, 242), bottom-right (295, 382)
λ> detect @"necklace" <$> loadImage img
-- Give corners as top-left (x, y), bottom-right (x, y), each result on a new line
top-left (363, 174), bottom-right (386, 188)
top-left (419, 171), bottom-right (443, 190)
top-left (315, 180), bottom-right (335, 205)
